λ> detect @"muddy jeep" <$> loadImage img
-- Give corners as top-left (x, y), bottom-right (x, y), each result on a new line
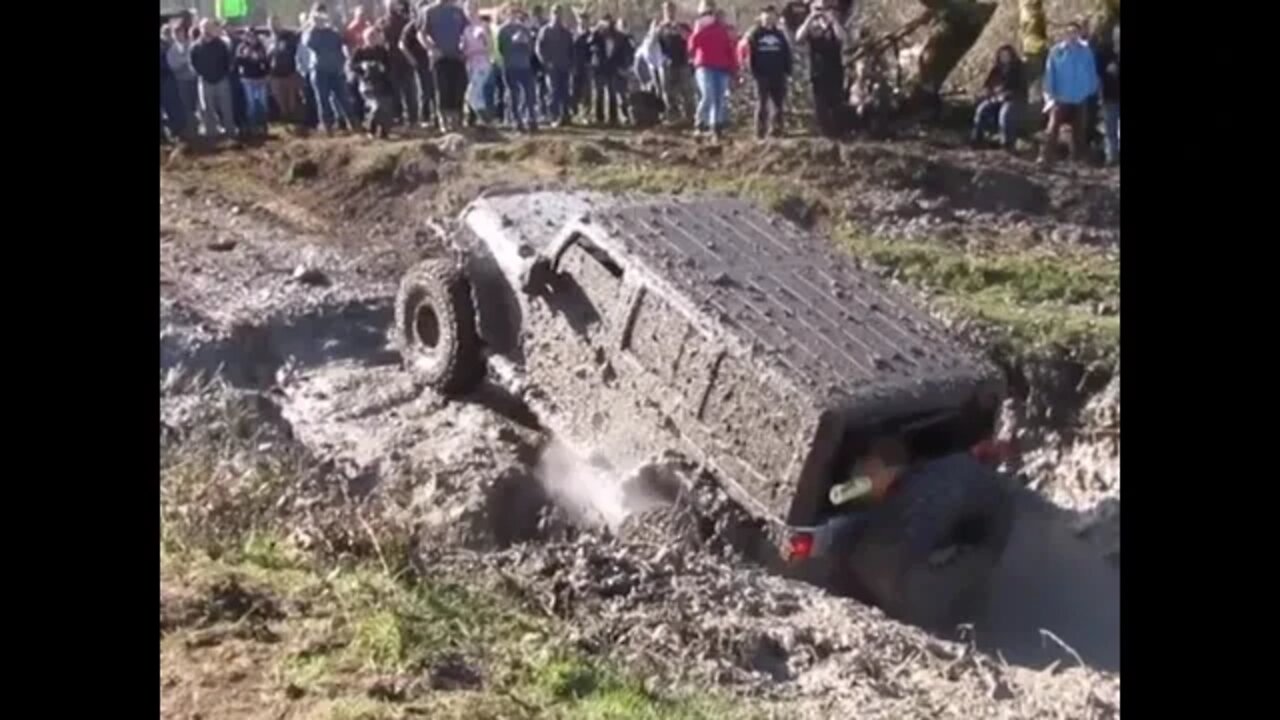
top-left (394, 188), bottom-right (1014, 627)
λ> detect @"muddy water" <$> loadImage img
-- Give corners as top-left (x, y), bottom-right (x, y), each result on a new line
top-left (978, 490), bottom-right (1120, 671)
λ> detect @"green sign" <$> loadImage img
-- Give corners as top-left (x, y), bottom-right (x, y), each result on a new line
top-left (217, 0), bottom-right (249, 19)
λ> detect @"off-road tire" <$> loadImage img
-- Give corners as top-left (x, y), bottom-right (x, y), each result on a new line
top-left (842, 453), bottom-right (1014, 628)
top-left (394, 258), bottom-right (485, 396)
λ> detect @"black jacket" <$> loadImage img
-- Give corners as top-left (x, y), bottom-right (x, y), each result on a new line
top-left (573, 29), bottom-right (593, 73)
top-left (1095, 46), bottom-right (1119, 103)
top-left (656, 21), bottom-right (691, 68)
top-left (268, 30), bottom-right (299, 77)
top-left (351, 45), bottom-right (394, 96)
top-left (236, 41), bottom-right (270, 80)
top-left (381, 9), bottom-right (414, 72)
top-left (589, 27), bottom-right (630, 73)
top-left (747, 26), bottom-right (791, 79)
top-left (805, 22), bottom-right (843, 80)
top-left (191, 37), bottom-right (232, 84)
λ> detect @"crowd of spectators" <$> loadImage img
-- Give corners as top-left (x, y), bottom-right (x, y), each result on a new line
top-left (159, 1), bottom-right (1118, 165)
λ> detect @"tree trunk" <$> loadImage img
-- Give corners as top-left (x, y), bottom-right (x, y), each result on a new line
top-left (909, 1), bottom-right (997, 100)
top-left (1019, 0), bottom-right (1049, 96)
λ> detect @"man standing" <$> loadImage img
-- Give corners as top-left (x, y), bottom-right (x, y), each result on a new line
top-left (344, 5), bottom-right (372, 125)
top-left (296, 11), bottom-right (319, 129)
top-left (498, 7), bottom-right (539, 132)
top-left (423, 0), bottom-right (471, 132)
top-left (589, 14), bottom-right (628, 126)
top-left (167, 23), bottom-right (200, 137)
top-left (1094, 23), bottom-right (1119, 166)
top-left (350, 26), bottom-right (396, 138)
top-left (1039, 21), bottom-right (1098, 165)
top-left (530, 5), bottom-right (550, 119)
top-left (461, 1), bottom-right (493, 123)
top-left (266, 15), bottom-right (304, 125)
top-left (402, 7), bottom-right (437, 128)
top-left (688, 2), bottom-right (737, 138)
top-left (745, 5), bottom-right (791, 139)
top-left (191, 19), bottom-right (238, 137)
top-left (304, 10), bottom-right (355, 134)
top-left (571, 11), bottom-right (594, 121)
top-left (536, 5), bottom-right (575, 126)
top-left (655, 1), bottom-right (694, 125)
top-left (236, 30), bottom-right (271, 136)
top-left (161, 27), bottom-right (186, 142)
top-left (382, 0), bottom-right (419, 127)
top-left (796, 1), bottom-right (846, 138)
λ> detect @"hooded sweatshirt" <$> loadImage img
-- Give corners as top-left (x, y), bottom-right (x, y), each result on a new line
top-left (746, 24), bottom-right (790, 79)
top-left (236, 39), bottom-right (271, 80)
top-left (191, 36), bottom-right (233, 84)
top-left (305, 23), bottom-right (348, 75)
top-left (688, 16), bottom-right (737, 73)
top-left (462, 22), bottom-right (492, 71)
top-left (167, 38), bottom-right (198, 81)
top-left (498, 21), bottom-right (536, 71)
top-left (1043, 38), bottom-right (1098, 105)
top-left (536, 21), bottom-right (575, 71)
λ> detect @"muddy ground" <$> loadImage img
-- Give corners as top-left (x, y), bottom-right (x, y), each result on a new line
top-left (161, 125), bottom-right (1118, 719)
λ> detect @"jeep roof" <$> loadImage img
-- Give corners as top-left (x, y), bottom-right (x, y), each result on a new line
top-left (457, 189), bottom-right (1003, 523)
top-left (463, 189), bottom-right (999, 411)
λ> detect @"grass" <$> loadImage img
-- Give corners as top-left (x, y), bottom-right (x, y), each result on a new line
top-left (160, 438), bottom-right (743, 720)
top-left (837, 232), bottom-right (1119, 360)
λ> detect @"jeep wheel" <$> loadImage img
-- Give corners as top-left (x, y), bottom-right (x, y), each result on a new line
top-left (394, 258), bottom-right (485, 396)
top-left (842, 453), bottom-right (1014, 629)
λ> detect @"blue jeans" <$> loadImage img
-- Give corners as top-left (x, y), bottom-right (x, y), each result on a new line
top-left (694, 67), bottom-right (730, 130)
top-left (973, 98), bottom-right (1020, 147)
top-left (161, 75), bottom-right (187, 138)
top-left (311, 68), bottom-right (352, 130)
top-left (241, 78), bottom-right (269, 130)
top-left (505, 67), bottom-right (537, 128)
top-left (546, 68), bottom-right (571, 123)
top-left (484, 66), bottom-right (505, 120)
top-left (1102, 101), bottom-right (1120, 163)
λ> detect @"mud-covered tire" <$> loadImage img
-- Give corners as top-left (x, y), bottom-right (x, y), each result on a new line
top-left (394, 258), bottom-right (485, 396)
top-left (842, 453), bottom-right (1014, 628)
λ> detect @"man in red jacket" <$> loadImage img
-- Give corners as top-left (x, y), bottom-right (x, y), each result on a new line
top-left (688, 1), bottom-right (737, 138)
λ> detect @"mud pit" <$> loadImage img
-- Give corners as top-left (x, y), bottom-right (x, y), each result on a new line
top-left (161, 136), bottom-right (1119, 717)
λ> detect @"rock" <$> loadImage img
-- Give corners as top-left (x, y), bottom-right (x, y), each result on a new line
top-left (291, 265), bottom-right (330, 287)
top-left (439, 133), bottom-right (470, 155)
top-left (428, 654), bottom-right (484, 690)
top-left (206, 240), bottom-right (237, 252)
top-left (285, 159), bottom-right (319, 182)
top-left (572, 144), bottom-right (608, 166)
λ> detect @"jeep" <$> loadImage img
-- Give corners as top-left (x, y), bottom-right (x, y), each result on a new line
top-left (394, 188), bottom-right (1014, 627)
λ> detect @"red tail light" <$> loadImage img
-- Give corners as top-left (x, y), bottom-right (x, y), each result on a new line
top-left (971, 438), bottom-right (1014, 465)
top-left (788, 532), bottom-right (815, 561)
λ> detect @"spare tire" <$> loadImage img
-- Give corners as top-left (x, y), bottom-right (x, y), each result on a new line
top-left (394, 258), bottom-right (485, 396)
top-left (839, 453), bottom-right (1014, 628)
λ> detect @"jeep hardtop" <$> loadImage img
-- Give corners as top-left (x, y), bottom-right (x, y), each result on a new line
top-left (394, 188), bottom-right (1014, 626)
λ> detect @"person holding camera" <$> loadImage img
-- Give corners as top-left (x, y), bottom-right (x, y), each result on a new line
top-left (796, 0), bottom-right (846, 138)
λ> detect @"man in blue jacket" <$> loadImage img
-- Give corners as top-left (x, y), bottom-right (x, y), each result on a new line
top-left (1038, 22), bottom-right (1098, 165)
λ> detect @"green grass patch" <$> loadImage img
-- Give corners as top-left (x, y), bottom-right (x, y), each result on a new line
top-left (160, 431), bottom-right (758, 720)
top-left (840, 234), bottom-right (1118, 307)
top-left (836, 231), bottom-right (1118, 360)
top-left (575, 164), bottom-right (808, 213)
